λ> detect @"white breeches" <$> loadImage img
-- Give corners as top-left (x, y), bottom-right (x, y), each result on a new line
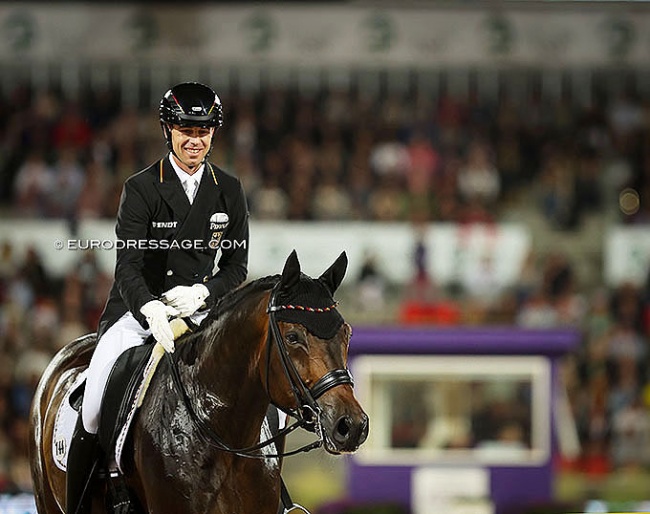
top-left (82, 310), bottom-right (209, 434)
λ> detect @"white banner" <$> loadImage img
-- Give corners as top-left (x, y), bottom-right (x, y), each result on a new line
top-left (0, 494), bottom-right (37, 513)
top-left (0, 220), bottom-right (530, 289)
top-left (605, 227), bottom-right (650, 286)
top-left (0, 4), bottom-right (648, 67)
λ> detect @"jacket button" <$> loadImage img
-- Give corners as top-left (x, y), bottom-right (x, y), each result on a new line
top-left (193, 273), bottom-right (199, 278)
top-left (166, 270), bottom-right (173, 276)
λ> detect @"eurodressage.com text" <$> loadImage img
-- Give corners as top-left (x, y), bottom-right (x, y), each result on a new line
top-left (55, 239), bottom-right (247, 251)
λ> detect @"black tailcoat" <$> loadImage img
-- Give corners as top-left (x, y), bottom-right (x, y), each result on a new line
top-left (97, 157), bottom-right (249, 339)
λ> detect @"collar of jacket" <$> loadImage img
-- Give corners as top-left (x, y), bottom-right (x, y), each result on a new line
top-left (159, 156), bottom-right (218, 186)
top-left (155, 158), bottom-right (219, 219)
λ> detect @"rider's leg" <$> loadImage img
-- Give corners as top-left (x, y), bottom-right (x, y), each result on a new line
top-left (67, 313), bottom-right (149, 514)
top-left (66, 414), bottom-right (99, 514)
top-left (82, 312), bottom-right (150, 433)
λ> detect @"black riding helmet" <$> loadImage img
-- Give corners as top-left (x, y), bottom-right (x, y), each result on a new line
top-left (159, 82), bottom-right (223, 155)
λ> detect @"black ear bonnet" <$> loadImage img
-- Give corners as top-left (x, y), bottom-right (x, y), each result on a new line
top-left (274, 274), bottom-right (344, 340)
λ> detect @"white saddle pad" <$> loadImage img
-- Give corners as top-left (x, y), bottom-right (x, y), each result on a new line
top-left (52, 370), bottom-right (87, 472)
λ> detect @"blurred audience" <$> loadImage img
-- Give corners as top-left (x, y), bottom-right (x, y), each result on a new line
top-left (1, 77), bottom-right (647, 227)
top-left (1, 79), bottom-right (650, 493)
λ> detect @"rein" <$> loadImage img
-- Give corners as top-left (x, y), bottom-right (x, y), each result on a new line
top-left (166, 283), bottom-right (354, 459)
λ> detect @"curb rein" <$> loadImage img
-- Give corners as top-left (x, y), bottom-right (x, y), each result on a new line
top-left (167, 282), bottom-right (354, 459)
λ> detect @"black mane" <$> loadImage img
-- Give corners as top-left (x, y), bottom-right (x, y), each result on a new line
top-left (202, 274), bottom-right (280, 326)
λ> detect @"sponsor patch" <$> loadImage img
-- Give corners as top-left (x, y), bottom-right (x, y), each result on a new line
top-left (208, 212), bottom-right (228, 249)
top-left (152, 221), bottom-right (178, 229)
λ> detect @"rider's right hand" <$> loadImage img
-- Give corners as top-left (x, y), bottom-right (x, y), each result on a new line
top-left (140, 300), bottom-right (179, 353)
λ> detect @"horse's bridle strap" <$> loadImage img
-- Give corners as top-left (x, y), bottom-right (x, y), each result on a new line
top-left (310, 369), bottom-right (353, 400)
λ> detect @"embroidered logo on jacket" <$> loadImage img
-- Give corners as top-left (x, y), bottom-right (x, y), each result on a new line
top-left (152, 221), bottom-right (178, 228)
top-left (208, 212), bottom-right (229, 249)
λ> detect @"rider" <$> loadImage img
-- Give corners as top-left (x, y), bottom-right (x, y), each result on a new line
top-left (66, 82), bottom-right (249, 514)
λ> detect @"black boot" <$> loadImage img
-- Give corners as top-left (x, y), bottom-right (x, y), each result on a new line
top-left (66, 415), bottom-right (99, 514)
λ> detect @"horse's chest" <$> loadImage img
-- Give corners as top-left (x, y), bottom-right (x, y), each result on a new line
top-left (172, 457), bottom-right (280, 514)
top-left (137, 372), bottom-right (283, 513)
top-left (139, 403), bottom-right (282, 513)
top-left (212, 460), bottom-right (281, 514)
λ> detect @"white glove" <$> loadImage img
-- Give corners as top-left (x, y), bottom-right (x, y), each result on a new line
top-left (161, 284), bottom-right (210, 317)
top-left (140, 300), bottom-right (179, 353)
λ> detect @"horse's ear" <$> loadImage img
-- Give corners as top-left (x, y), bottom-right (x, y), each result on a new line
top-left (318, 251), bottom-right (347, 295)
top-left (280, 250), bottom-right (301, 290)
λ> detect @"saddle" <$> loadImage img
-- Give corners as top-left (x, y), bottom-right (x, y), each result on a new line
top-left (98, 342), bottom-right (155, 465)
top-left (53, 341), bottom-right (174, 474)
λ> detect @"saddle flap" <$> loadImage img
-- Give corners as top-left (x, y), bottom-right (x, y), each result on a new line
top-left (98, 344), bottom-right (155, 459)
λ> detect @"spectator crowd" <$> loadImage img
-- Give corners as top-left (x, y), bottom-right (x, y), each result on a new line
top-left (2, 79), bottom-right (649, 226)
top-left (1, 78), bottom-right (650, 495)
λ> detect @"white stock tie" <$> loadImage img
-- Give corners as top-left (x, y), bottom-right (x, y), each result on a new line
top-left (184, 178), bottom-right (198, 204)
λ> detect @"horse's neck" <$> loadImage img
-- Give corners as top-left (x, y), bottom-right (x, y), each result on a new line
top-left (189, 298), bottom-right (269, 444)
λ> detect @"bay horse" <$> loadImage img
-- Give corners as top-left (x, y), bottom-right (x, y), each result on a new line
top-left (29, 250), bottom-right (368, 514)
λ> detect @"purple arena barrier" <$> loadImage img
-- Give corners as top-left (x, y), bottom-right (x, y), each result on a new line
top-left (346, 326), bottom-right (581, 514)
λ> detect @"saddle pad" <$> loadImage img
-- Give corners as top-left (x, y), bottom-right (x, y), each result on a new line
top-left (52, 370), bottom-right (88, 472)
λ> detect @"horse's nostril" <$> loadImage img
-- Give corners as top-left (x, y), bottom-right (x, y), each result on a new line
top-left (333, 416), bottom-right (352, 442)
top-left (359, 415), bottom-right (369, 444)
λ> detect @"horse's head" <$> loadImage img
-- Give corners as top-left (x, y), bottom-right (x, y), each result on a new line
top-left (264, 250), bottom-right (369, 454)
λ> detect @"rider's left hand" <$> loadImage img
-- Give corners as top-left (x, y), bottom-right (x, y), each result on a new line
top-left (162, 284), bottom-right (210, 317)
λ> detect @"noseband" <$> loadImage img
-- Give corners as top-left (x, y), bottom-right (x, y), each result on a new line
top-left (167, 282), bottom-right (354, 459)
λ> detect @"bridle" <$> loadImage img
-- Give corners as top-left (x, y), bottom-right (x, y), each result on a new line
top-left (167, 282), bottom-right (354, 459)
top-left (265, 283), bottom-right (354, 434)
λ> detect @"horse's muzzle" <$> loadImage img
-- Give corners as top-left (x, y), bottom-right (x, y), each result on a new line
top-left (325, 411), bottom-right (369, 454)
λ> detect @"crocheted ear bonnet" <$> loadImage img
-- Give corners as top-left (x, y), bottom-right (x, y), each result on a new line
top-left (272, 250), bottom-right (348, 340)
top-left (273, 275), bottom-right (343, 339)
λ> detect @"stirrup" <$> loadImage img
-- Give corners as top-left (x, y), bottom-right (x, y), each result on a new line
top-left (283, 504), bottom-right (310, 514)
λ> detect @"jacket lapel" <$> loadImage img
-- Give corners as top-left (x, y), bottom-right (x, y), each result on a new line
top-left (192, 162), bottom-right (220, 206)
top-left (155, 157), bottom-right (190, 220)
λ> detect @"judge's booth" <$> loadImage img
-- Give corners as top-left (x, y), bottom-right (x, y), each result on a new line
top-left (346, 327), bottom-right (580, 514)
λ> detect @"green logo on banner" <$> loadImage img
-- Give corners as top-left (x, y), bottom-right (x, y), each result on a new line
top-left (127, 11), bottom-right (158, 52)
top-left (602, 16), bottom-right (635, 59)
top-left (3, 9), bottom-right (35, 53)
top-left (363, 11), bottom-right (395, 53)
top-left (242, 11), bottom-right (276, 54)
top-left (484, 14), bottom-right (514, 56)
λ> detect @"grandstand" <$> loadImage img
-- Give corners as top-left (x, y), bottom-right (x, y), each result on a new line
top-left (1, 1), bottom-right (650, 513)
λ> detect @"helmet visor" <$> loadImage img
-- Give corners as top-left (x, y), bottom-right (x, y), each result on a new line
top-left (176, 112), bottom-right (219, 127)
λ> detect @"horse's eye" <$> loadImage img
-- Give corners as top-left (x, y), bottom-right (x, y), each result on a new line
top-left (285, 332), bottom-right (300, 345)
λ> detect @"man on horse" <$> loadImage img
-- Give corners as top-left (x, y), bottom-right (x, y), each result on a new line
top-left (66, 82), bottom-right (249, 514)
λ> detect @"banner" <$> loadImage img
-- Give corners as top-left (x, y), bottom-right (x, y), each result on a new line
top-left (604, 227), bottom-right (650, 286)
top-left (0, 4), bottom-right (649, 67)
top-left (0, 220), bottom-right (530, 290)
